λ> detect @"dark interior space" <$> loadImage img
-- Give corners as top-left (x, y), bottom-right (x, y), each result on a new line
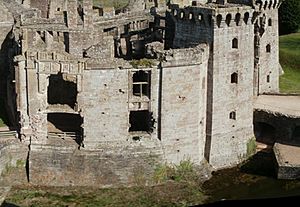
top-left (0, 31), bottom-right (18, 128)
top-left (129, 110), bottom-right (153, 132)
top-left (47, 113), bottom-right (83, 145)
top-left (48, 73), bottom-right (77, 108)
top-left (292, 126), bottom-right (300, 140)
top-left (254, 122), bottom-right (276, 145)
top-left (47, 113), bottom-right (82, 132)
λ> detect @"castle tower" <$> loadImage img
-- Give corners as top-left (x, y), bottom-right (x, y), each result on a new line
top-left (252, 0), bottom-right (281, 94)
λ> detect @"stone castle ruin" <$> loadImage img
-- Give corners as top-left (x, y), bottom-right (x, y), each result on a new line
top-left (0, 0), bottom-right (284, 186)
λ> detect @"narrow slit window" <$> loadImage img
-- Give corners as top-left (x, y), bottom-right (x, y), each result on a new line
top-left (267, 75), bottom-right (270, 83)
top-left (268, 18), bottom-right (272, 26)
top-left (216, 14), bottom-right (222, 28)
top-left (266, 44), bottom-right (271, 53)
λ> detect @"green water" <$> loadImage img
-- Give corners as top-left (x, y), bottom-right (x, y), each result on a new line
top-left (202, 152), bottom-right (300, 203)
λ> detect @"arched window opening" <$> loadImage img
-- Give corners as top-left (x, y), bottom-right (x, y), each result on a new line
top-left (268, 18), bottom-right (272, 26)
top-left (173, 9), bottom-right (177, 16)
top-left (273, 0), bottom-right (277, 9)
top-left (264, 1), bottom-right (268, 10)
top-left (243, 12), bottom-right (249, 24)
top-left (198, 13), bottom-right (203, 21)
top-left (266, 44), bottom-right (271, 53)
top-left (180, 11), bottom-right (185, 19)
top-left (232, 38), bottom-right (238, 49)
top-left (231, 72), bottom-right (238, 83)
top-left (229, 111), bottom-right (236, 120)
top-left (226, 14), bottom-right (232, 26)
top-left (235, 13), bottom-right (241, 26)
top-left (189, 12), bottom-right (194, 20)
top-left (268, 0), bottom-right (273, 9)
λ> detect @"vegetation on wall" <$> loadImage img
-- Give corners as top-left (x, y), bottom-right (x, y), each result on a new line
top-left (92, 0), bottom-right (129, 10)
top-left (279, 33), bottom-right (300, 93)
top-left (279, 0), bottom-right (300, 35)
top-left (130, 58), bottom-right (155, 68)
top-left (5, 160), bottom-right (207, 207)
top-left (246, 137), bottom-right (257, 157)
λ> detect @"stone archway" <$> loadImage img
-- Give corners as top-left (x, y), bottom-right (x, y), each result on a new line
top-left (254, 122), bottom-right (276, 145)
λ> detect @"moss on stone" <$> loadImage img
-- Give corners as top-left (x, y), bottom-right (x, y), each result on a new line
top-left (130, 58), bottom-right (155, 69)
top-left (247, 137), bottom-right (256, 157)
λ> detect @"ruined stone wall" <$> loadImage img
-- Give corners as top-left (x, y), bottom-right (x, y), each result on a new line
top-left (207, 7), bottom-right (255, 168)
top-left (30, 0), bottom-right (49, 18)
top-left (0, 140), bottom-right (28, 178)
top-left (0, 2), bottom-right (14, 45)
top-left (257, 7), bottom-right (280, 94)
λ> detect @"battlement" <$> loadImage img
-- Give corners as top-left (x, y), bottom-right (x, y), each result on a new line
top-left (254, 0), bottom-right (282, 10)
top-left (169, 4), bottom-right (213, 27)
top-left (169, 4), bottom-right (256, 29)
top-left (214, 7), bottom-right (254, 28)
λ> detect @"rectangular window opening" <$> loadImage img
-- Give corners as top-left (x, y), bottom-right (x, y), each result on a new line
top-left (129, 110), bottom-right (153, 132)
top-left (132, 70), bottom-right (150, 98)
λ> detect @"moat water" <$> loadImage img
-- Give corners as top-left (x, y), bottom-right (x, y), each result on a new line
top-left (202, 151), bottom-right (300, 204)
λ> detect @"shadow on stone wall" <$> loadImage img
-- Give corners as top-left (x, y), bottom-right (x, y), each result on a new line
top-left (0, 30), bottom-right (18, 129)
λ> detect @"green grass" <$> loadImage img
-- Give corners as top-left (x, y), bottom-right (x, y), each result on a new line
top-left (5, 183), bottom-right (206, 207)
top-left (92, 0), bottom-right (129, 9)
top-left (279, 33), bottom-right (300, 93)
top-left (5, 160), bottom-right (206, 206)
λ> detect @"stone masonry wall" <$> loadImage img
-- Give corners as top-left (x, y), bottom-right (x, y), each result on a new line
top-left (80, 69), bottom-right (130, 148)
top-left (29, 141), bottom-right (164, 187)
top-left (160, 62), bottom-right (208, 165)
top-left (257, 8), bottom-right (280, 94)
top-left (171, 6), bottom-right (214, 48)
top-left (0, 139), bottom-right (28, 178)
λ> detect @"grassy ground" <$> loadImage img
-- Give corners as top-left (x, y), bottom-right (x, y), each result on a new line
top-left (4, 182), bottom-right (205, 207)
top-left (279, 33), bottom-right (300, 93)
top-left (3, 161), bottom-right (207, 207)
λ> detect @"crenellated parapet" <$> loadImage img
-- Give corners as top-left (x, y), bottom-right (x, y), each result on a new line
top-left (169, 4), bottom-right (213, 27)
top-left (169, 3), bottom-right (256, 30)
top-left (253, 0), bottom-right (282, 10)
top-left (214, 8), bottom-right (255, 28)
